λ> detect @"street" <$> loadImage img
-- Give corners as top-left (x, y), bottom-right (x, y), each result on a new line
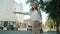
top-left (0, 30), bottom-right (59, 34)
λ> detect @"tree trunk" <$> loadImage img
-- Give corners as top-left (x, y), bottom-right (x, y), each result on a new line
top-left (56, 18), bottom-right (59, 34)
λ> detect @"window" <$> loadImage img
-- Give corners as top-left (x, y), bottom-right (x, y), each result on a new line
top-left (4, 21), bottom-right (8, 27)
top-left (13, 21), bottom-right (16, 25)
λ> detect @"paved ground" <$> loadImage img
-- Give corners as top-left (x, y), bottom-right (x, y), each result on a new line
top-left (0, 30), bottom-right (59, 34)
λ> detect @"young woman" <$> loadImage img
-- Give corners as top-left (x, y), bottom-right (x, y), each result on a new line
top-left (29, 2), bottom-right (42, 34)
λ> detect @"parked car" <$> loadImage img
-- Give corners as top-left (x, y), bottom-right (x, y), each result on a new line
top-left (7, 25), bottom-right (18, 30)
top-left (7, 21), bottom-right (18, 30)
top-left (27, 25), bottom-right (32, 31)
top-left (7, 25), bottom-right (14, 30)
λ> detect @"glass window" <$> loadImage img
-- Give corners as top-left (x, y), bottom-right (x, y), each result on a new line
top-left (4, 21), bottom-right (8, 27)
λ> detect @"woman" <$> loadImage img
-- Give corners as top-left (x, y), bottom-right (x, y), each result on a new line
top-left (29, 2), bottom-right (42, 34)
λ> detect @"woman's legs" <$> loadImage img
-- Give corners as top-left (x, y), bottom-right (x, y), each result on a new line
top-left (32, 21), bottom-right (40, 34)
top-left (39, 23), bottom-right (43, 33)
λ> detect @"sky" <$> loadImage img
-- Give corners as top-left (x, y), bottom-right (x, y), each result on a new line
top-left (14, 0), bottom-right (48, 24)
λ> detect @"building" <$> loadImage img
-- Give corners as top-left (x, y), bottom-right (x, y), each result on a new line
top-left (0, 0), bottom-right (24, 27)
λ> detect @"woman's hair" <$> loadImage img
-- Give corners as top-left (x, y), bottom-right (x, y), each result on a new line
top-left (30, 2), bottom-right (38, 11)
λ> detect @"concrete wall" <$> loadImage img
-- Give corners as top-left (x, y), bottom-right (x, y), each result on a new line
top-left (0, 0), bottom-right (16, 21)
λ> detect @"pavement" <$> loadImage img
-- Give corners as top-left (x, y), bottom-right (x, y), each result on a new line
top-left (0, 30), bottom-right (60, 34)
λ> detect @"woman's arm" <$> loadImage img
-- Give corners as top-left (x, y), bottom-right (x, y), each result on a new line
top-left (38, 10), bottom-right (42, 22)
top-left (14, 12), bottom-right (30, 15)
top-left (40, 12), bottom-right (42, 22)
top-left (14, 12), bottom-right (24, 14)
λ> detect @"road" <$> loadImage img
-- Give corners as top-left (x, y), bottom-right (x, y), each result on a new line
top-left (0, 30), bottom-right (59, 34)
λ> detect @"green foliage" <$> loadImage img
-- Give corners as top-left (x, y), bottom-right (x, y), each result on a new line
top-left (45, 0), bottom-right (60, 20)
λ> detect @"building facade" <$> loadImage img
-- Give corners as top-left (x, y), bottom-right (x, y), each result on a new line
top-left (0, 0), bottom-right (24, 27)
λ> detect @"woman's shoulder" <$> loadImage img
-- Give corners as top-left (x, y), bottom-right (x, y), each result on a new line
top-left (29, 9), bottom-right (33, 13)
top-left (30, 9), bottom-right (33, 11)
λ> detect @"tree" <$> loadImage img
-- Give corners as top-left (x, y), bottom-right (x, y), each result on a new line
top-left (45, 0), bottom-right (60, 33)
top-left (45, 18), bottom-right (56, 31)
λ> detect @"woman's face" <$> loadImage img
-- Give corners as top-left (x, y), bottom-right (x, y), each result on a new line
top-left (32, 3), bottom-right (37, 9)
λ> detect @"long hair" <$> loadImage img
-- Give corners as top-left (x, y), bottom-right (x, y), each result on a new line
top-left (30, 3), bottom-right (38, 11)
